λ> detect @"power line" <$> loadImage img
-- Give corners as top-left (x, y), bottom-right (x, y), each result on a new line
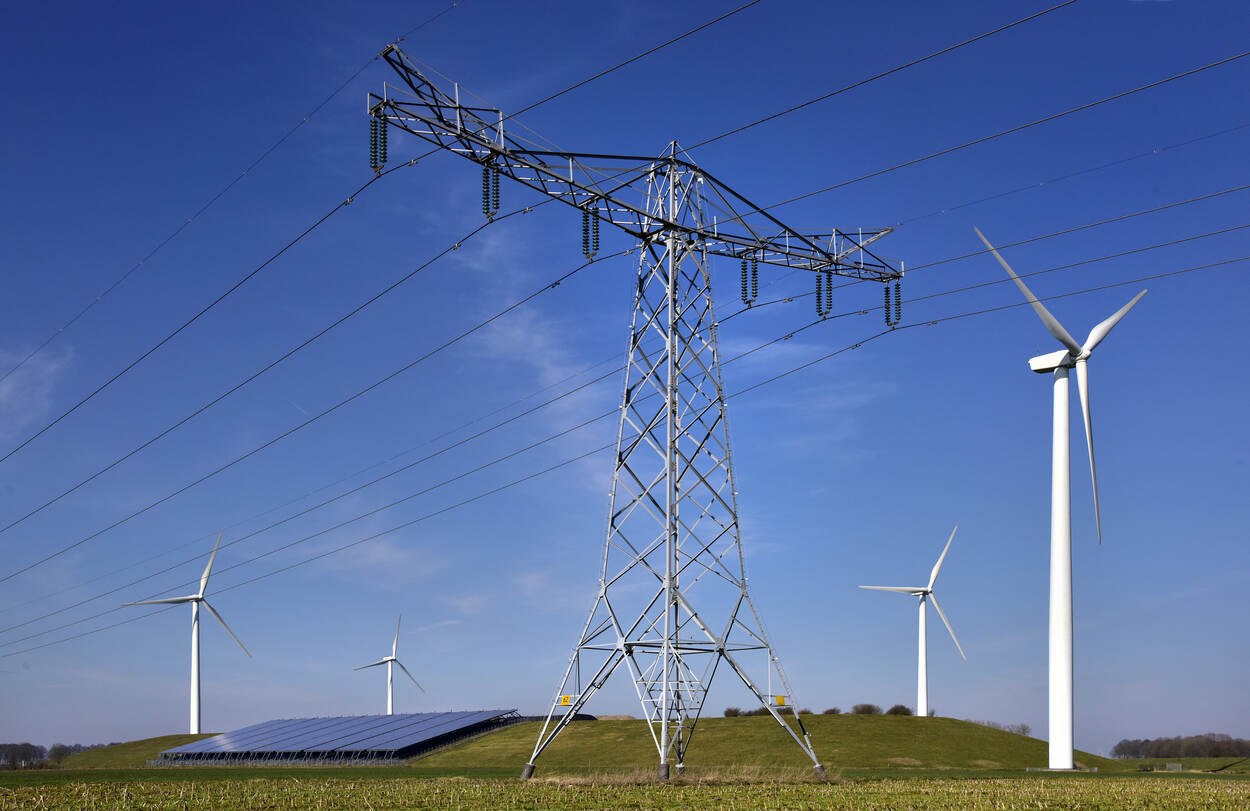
top-left (0, 239), bottom-right (612, 585)
top-left (7, 26), bottom-right (1240, 614)
top-left (510, 0), bottom-right (763, 120)
top-left (0, 347), bottom-right (621, 617)
top-left (0, 204), bottom-right (540, 542)
top-left (0, 161), bottom-right (418, 468)
top-left (2, 178), bottom-right (1240, 614)
top-left (0, 348), bottom-right (624, 617)
top-left (891, 121), bottom-right (1250, 227)
top-left (0, 0), bottom-right (755, 473)
top-left (0, 408), bottom-right (613, 645)
top-left (5, 224), bottom-right (1240, 635)
top-left (733, 223), bottom-right (1250, 341)
top-left (690, 0), bottom-right (1082, 149)
top-left (759, 49), bottom-right (1250, 215)
top-left (0, 2), bottom-right (465, 389)
top-left (4, 195), bottom-right (1238, 607)
top-left (738, 181), bottom-right (1250, 312)
top-left (5, 251), bottom-right (1244, 658)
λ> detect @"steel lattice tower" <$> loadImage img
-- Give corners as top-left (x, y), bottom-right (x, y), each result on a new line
top-left (369, 46), bottom-right (900, 779)
top-left (523, 150), bottom-right (826, 778)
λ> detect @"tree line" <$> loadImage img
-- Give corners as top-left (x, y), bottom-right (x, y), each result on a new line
top-left (1, 742), bottom-right (108, 769)
top-left (1111, 733), bottom-right (1250, 759)
top-left (723, 704), bottom-right (918, 717)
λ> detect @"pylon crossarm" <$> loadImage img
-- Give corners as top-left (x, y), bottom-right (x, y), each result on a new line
top-left (372, 46), bottom-right (898, 280)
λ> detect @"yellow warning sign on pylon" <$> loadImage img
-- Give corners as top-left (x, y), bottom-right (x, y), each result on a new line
top-left (558, 695), bottom-right (576, 706)
top-left (774, 695), bottom-right (787, 706)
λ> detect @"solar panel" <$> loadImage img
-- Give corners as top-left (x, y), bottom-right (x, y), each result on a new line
top-left (159, 710), bottom-right (520, 763)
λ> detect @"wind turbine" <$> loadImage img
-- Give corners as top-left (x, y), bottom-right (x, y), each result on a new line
top-left (860, 526), bottom-right (966, 717)
top-left (354, 615), bottom-right (425, 714)
top-left (976, 227), bottom-right (1146, 769)
top-left (122, 532), bottom-right (250, 734)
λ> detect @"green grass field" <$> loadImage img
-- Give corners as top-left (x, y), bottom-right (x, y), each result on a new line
top-left (4, 717), bottom-right (1246, 809)
top-left (3, 775), bottom-right (1249, 810)
top-left (416, 715), bottom-right (1116, 774)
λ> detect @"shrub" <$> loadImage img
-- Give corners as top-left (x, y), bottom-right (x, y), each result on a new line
top-left (886, 704), bottom-right (913, 716)
top-left (723, 707), bottom-right (741, 717)
top-left (822, 707), bottom-right (842, 715)
top-left (852, 703), bottom-right (883, 715)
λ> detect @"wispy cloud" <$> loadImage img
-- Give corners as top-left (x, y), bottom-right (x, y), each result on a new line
top-left (0, 347), bottom-right (72, 442)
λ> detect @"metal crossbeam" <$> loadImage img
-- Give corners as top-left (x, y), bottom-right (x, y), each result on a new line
top-left (370, 46), bottom-right (899, 280)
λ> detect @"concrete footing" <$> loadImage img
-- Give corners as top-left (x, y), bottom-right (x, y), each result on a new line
top-left (519, 762), bottom-right (535, 780)
top-left (813, 764), bottom-right (827, 779)
top-left (657, 763), bottom-right (670, 780)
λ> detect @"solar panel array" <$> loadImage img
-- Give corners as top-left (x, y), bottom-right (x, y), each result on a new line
top-left (158, 710), bottom-right (519, 763)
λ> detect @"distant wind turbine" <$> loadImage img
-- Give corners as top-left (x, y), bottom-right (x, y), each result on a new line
top-left (860, 526), bottom-right (965, 717)
top-left (976, 227), bottom-right (1145, 770)
top-left (122, 532), bottom-right (250, 734)
top-left (355, 615), bottom-right (425, 714)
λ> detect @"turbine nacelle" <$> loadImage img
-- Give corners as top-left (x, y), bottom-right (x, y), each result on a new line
top-left (1028, 349), bottom-right (1074, 374)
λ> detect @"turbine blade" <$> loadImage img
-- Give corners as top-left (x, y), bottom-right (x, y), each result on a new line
top-left (395, 660), bottom-right (426, 693)
top-left (393, 615), bottom-right (402, 658)
top-left (122, 595), bottom-right (197, 606)
top-left (859, 586), bottom-right (926, 594)
top-left (973, 227), bottom-right (1082, 355)
top-left (1075, 360), bottom-right (1102, 544)
top-left (201, 600), bottom-right (251, 658)
top-left (354, 658), bottom-right (388, 671)
top-left (928, 526), bottom-right (958, 589)
top-left (1082, 290), bottom-right (1147, 354)
top-left (200, 532), bottom-right (223, 597)
top-left (928, 593), bottom-right (966, 660)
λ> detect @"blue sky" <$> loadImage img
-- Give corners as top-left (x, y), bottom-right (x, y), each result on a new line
top-left (1, 0), bottom-right (1247, 759)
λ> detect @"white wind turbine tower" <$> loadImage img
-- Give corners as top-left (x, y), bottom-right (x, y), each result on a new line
top-left (860, 526), bottom-right (966, 717)
top-left (976, 227), bottom-right (1146, 770)
top-left (122, 533), bottom-right (251, 734)
top-left (355, 615), bottom-right (425, 715)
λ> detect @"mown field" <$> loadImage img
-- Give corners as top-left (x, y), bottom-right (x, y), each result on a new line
top-left (3, 774), bottom-right (1249, 810)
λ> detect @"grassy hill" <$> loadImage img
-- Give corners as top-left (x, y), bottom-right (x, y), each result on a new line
top-left (68, 717), bottom-right (1242, 777)
top-left (413, 715), bottom-right (1117, 774)
top-left (59, 734), bottom-right (216, 768)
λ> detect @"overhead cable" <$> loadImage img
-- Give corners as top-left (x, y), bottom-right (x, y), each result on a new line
top-left (4, 187), bottom-right (1240, 593)
top-left (5, 233), bottom-right (1244, 639)
top-left (0, 0), bottom-right (755, 472)
top-left (0, 239), bottom-right (611, 585)
top-left (0, 2), bottom-right (465, 388)
top-left (760, 49), bottom-right (1250, 215)
top-left (4, 252), bottom-right (1245, 658)
top-left (690, 0), bottom-right (1083, 149)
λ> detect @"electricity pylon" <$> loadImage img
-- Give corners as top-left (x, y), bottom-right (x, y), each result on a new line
top-left (370, 46), bottom-right (901, 780)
